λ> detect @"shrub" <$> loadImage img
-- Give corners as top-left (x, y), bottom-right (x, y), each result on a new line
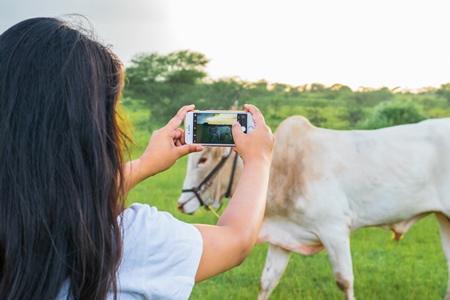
top-left (359, 100), bottom-right (428, 129)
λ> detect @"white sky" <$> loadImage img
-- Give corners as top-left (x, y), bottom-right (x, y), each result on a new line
top-left (1, 0), bottom-right (449, 91)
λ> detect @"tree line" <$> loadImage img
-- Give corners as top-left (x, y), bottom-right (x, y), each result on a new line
top-left (122, 50), bottom-right (450, 130)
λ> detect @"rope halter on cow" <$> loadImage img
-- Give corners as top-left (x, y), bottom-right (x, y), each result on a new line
top-left (181, 148), bottom-right (239, 218)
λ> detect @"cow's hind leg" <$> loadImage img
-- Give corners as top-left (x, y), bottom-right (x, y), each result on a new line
top-left (435, 213), bottom-right (450, 300)
top-left (258, 243), bottom-right (291, 300)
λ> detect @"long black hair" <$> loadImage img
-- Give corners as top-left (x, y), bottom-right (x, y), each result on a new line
top-left (0, 17), bottom-right (128, 299)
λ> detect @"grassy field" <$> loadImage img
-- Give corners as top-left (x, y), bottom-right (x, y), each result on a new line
top-left (122, 101), bottom-right (449, 300)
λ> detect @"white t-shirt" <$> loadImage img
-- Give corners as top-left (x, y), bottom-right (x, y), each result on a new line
top-left (57, 203), bottom-right (203, 300)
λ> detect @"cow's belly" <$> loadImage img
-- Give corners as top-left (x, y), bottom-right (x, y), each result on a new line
top-left (349, 184), bottom-right (444, 230)
top-left (257, 216), bottom-right (324, 255)
top-left (331, 130), bottom-right (450, 230)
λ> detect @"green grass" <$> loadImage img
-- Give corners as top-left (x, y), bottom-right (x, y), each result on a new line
top-left (122, 100), bottom-right (449, 300)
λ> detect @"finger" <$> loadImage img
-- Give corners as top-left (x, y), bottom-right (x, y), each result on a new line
top-left (171, 128), bottom-right (184, 140)
top-left (231, 122), bottom-right (244, 141)
top-left (167, 105), bottom-right (195, 129)
top-left (176, 144), bottom-right (204, 157)
top-left (171, 128), bottom-right (187, 147)
top-left (243, 104), bottom-right (265, 127)
top-left (175, 139), bottom-right (183, 147)
top-left (179, 129), bottom-right (186, 144)
top-left (244, 104), bottom-right (262, 120)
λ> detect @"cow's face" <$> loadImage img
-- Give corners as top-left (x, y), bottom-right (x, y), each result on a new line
top-left (178, 147), bottom-right (235, 214)
top-left (207, 126), bottom-right (218, 134)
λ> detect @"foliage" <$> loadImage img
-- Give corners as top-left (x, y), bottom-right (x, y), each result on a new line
top-left (352, 87), bottom-right (394, 107)
top-left (191, 78), bottom-right (245, 110)
top-left (125, 50), bottom-right (209, 85)
top-left (309, 82), bottom-right (326, 93)
top-left (122, 49), bottom-right (450, 132)
top-left (436, 83), bottom-right (450, 105)
top-left (123, 50), bottom-right (209, 126)
top-left (358, 100), bottom-right (428, 129)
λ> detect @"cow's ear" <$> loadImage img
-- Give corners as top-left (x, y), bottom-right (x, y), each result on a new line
top-left (221, 147), bottom-right (232, 158)
top-left (231, 92), bottom-right (239, 110)
top-left (210, 147), bottom-right (223, 160)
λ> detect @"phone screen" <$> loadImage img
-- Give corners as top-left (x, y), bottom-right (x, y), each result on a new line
top-left (193, 112), bottom-right (248, 145)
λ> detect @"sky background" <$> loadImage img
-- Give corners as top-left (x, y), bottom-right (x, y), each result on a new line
top-left (1, 0), bottom-right (449, 91)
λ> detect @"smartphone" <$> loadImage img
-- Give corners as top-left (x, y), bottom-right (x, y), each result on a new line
top-left (184, 111), bottom-right (255, 146)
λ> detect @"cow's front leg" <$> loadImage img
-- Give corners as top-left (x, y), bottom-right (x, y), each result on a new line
top-left (258, 243), bottom-right (291, 300)
top-left (321, 233), bottom-right (355, 300)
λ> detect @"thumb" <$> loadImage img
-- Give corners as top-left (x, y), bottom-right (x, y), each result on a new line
top-left (176, 144), bottom-right (204, 157)
top-left (231, 122), bottom-right (244, 142)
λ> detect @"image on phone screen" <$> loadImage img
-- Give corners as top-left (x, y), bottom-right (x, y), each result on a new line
top-left (193, 112), bottom-right (248, 145)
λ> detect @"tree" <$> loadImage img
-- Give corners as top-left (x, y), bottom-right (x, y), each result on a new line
top-left (309, 83), bottom-right (326, 93)
top-left (123, 50), bottom-right (210, 124)
top-left (338, 100), bottom-right (365, 127)
top-left (436, 83), bottom-right (450, 106)
top-left (164, 50), bottom-right (209, 84)
top-left (352, 87), bottom-right (393, 107)
top-left (125, 50), bottom-right (209, 86)
top-left (325, 83), bottom-right (353, 100)
top-left (193, 78), bottom-right (244, 110)
top-left (305, 107), bottom-right (327, 127)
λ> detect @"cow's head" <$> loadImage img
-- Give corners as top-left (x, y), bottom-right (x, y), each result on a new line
top-left (177, 146), bottom-right (243, 214)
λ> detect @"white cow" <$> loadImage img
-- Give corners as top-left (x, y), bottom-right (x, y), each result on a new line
top-left (177, 116), bottom-right (450, 300)
top-left (207, 125), bottom-right (232, 142)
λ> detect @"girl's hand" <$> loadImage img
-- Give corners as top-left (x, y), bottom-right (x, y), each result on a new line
top-left (140, 105), bottom-right (204, 177)
top-left (122, 105), bottom-right (203, 192)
